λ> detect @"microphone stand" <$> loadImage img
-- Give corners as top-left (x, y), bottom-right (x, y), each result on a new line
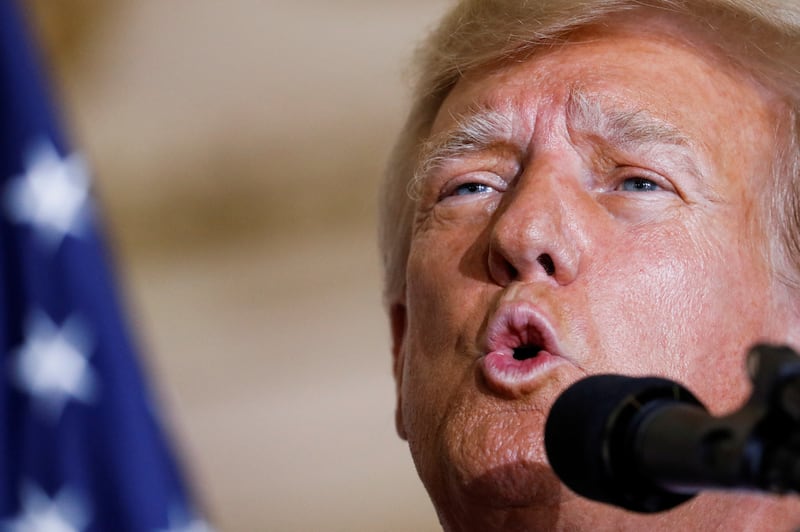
top-left (741, 344), bottom-right (800, 494)
top-left (639, 344), bottom-right (800, 498)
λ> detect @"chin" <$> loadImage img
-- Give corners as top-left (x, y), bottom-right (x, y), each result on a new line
top-left (452, 460), bottom-right (564, 508)
top-left (432, 407), bottom-right (563, 509)
top-left (426, 458), bottom-right (568, 532)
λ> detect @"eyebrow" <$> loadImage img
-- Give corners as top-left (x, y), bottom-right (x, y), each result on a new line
top-left (566, 88), bottom-right (707, 182)
top-left (565, 88), bottom-right (691, 149)
top-left (411, 89), bottom-right (701, 198)
top-left (411, 106), bottom-right (513, 197)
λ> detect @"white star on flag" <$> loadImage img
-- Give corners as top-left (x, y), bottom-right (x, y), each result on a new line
top-left (5, 482), bottom-right (90, 532)
top-left (11, 311), bottom-right (96, 420)
top-left (4, 139), bottom-right (91, 249)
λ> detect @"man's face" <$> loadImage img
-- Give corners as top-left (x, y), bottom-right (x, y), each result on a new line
top-left (393, 20), bottom-right (795, 528)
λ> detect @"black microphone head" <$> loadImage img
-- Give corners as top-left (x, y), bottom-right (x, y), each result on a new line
top-left (544, 374), bottom-right (699, 513)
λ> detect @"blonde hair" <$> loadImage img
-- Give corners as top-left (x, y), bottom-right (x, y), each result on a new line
top-left (379, 0), bottom-right (800, 307)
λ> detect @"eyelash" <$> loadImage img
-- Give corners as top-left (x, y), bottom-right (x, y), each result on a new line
top-left (617, 176), bottom-right (660, 192)
top-left (452, 182), bottom-right (493, 196)
top-left (612, 169), bottom-right (674, 194)
top-left (438, 172), bottom-right (507, 201)
top-left (432, 165), bottom-right (676, 205)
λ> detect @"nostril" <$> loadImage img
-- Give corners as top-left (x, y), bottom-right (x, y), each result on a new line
top-left (537, 254), bottom-right (555, 276)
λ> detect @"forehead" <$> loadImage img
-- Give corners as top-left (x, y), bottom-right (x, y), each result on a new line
top-left (430, 19), bottom-right (779, 186)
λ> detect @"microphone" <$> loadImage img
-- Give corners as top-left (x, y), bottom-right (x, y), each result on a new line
top-left (544, 345), bottom-right (800, 513)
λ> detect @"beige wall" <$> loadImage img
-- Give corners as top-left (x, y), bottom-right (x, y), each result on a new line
top-left (29, 1), bottom-right (450, 529)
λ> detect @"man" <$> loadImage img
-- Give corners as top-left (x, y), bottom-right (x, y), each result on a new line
top-left (379, 0), bottom-right (800, 530)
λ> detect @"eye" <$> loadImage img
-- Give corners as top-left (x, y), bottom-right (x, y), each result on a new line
top-left (618, 177), bottom-right (661, 192)
top-left (437, 172), bottom-right (506, 202)
top-left (452, 182), bottom-right (494, 196)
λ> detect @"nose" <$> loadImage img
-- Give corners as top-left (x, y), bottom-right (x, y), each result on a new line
top-left (487, 158), bottom-right (590, 287)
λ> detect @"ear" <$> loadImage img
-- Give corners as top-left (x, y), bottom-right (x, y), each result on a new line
top-left (390, 300), bottom-right (408, 440)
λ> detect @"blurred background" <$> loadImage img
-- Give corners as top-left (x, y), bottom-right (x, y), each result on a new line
top-left (24, 1), bottom-right (450, 529)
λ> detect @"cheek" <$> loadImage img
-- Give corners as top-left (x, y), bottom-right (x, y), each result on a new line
top-left (404, 222), bottom-right (493, 348)
top-left (405, 237), bottom-right (465, 352)
top-left (586, 224), bottom-right (770, 410)
top-left (401, 224), bottom-right (500, 475)
top-left (400, 233), bottom-right (479, 414)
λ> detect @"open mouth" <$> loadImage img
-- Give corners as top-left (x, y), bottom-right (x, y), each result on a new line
top-left (512, 344), bottom-right (543, 361)
top-left (479, 302), bottom-right (568, 397)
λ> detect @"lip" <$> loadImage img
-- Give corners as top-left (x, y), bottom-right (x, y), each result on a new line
top-left (479, 301), bottom-right (567, 397)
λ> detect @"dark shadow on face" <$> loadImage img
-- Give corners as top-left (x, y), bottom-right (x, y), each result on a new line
top-left (461, 462), bottom-right (564, 531)
top-left (454, 172), bottom-right (523, 283)
top-left (457, 220), bottom-right (494, 284)
top-left (456, 221), bottom-right (503, 346)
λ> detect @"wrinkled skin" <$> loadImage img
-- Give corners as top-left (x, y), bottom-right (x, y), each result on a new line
top-left (390, 14), bottom-right (800, 532)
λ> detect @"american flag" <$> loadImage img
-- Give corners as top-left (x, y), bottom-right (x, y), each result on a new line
top-left (0, 2), bottom-right (210, 530)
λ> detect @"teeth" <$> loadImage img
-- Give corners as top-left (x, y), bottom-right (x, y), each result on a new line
top-left (512, 345), bottom-right (542, 361)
